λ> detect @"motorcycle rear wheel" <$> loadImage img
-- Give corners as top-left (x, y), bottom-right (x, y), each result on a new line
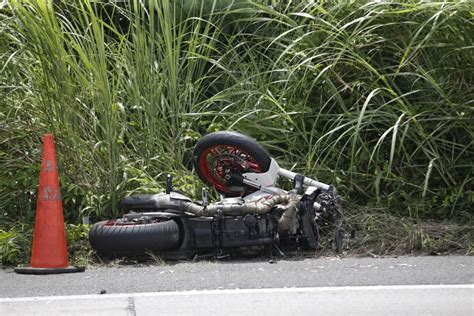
top-left (193, 131), bottom-right (271, 196)
top-left (89, 219), bottom-right (180, 256)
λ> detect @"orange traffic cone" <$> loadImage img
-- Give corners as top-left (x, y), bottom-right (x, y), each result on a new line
top-left (15, 134), bottom-right (84, 274)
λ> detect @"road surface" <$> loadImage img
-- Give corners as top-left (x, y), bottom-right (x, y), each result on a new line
top-left (0, 256), bottom-right (473, 315)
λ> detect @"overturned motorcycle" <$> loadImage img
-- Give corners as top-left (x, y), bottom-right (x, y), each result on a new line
top-left (89, 131), bottom-right (342, 259)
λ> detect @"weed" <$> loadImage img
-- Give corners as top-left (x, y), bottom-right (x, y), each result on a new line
top-left (0, 1), bottom-right (472, 259)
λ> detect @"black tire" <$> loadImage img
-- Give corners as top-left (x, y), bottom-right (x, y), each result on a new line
top-left (193, 131), bottom-right (271, 196)
top-left (89, 219), bottom-right (180, 255)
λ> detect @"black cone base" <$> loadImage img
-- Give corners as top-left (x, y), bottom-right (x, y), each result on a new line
top-left (14, 266), bottom-right (85, 275)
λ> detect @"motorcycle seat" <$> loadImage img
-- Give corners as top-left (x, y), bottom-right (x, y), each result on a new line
top-left (121, 194), bottom-right (157, 210)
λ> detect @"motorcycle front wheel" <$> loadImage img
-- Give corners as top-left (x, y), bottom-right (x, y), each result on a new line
top-left (193, 131), bottom-right (271, 196)
top-left (89, 219), bottom-right (180, 256)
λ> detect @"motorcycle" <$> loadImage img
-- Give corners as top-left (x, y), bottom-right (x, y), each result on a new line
top-left (89, 131), bottom-right (342, 259)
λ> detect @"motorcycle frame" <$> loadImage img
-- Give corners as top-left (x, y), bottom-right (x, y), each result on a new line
top-left (241, 158), bottom-right (333, 210)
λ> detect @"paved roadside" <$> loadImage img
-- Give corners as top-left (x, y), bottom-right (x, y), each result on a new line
top-left (1, 285), bottom-right (473, 315)
top-left (1, 256), bottom-right (472, 298)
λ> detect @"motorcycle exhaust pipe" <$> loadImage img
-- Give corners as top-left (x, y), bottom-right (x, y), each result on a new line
top-left (182, 194), bottom-right (291, 217)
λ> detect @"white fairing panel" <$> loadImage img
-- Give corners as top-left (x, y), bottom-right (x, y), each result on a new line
top-left (242, 159), bottom-right (280, 187)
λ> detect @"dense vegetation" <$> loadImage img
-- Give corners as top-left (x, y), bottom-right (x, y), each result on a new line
top-left (1, 1), bottom-right (472, 265)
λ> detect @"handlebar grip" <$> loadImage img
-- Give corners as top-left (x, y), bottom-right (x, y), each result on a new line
top-left (278, 168), bottom-right (330, 191)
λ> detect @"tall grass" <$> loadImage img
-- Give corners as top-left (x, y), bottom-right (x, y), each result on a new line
top-left (0, 0), bottom-right (472, 223)
top-left (244, 2), bottom-right (474, 218)
top-left (2, 0), bottom-right (239, 218)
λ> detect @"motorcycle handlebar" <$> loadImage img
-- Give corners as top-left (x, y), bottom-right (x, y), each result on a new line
top-left (277, 168), bottom-right (331, 191)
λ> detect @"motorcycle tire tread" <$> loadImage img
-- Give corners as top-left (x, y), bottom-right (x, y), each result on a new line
top-left (89, 219), bottom-right (180, 255)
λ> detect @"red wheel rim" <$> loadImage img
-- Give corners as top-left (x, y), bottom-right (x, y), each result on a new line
top-left (198, 144), bottom-right (263, 195)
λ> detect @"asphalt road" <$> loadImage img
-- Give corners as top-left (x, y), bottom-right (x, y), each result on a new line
top-left (1, 255), bottom-right (473, 298)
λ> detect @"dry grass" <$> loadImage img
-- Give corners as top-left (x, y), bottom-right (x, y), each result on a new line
top-left (326, 205), bottom-right (474, 257)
